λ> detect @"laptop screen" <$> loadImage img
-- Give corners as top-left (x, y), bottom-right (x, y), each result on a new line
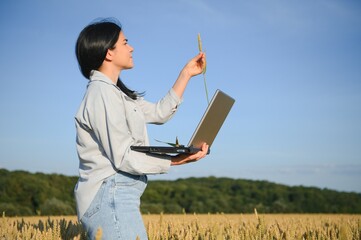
top-left (188, 89), bottom-right (235, 148)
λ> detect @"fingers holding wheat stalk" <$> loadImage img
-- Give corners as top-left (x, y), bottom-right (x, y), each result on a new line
top-left (197, 33), bottom-right (209, 105)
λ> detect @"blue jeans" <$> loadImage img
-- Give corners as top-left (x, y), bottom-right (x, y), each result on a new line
top-left (80, 171), bottom-right (148, 240)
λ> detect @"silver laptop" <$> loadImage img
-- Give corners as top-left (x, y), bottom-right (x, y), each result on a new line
top-left (131, 89), bottom-right (235, 154)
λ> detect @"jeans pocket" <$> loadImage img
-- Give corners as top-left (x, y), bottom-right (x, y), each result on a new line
top-left (115, 172), bottom-right (148, 195)
top-left (115, 171), bottom-right (142, 186)
top-left (83, 181), bottom-right (106, 218)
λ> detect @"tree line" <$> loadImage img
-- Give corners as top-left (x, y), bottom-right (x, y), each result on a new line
top-left (0, 169), bottom-right (360, 216)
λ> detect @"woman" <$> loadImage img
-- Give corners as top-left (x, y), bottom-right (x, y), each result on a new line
top-left (74, 18), bottom-right (208, 239)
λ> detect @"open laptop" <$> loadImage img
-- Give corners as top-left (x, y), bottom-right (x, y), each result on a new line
top-left (131, 89), bottom-right (235, 154)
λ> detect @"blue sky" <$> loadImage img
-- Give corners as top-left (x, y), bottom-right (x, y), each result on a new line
top-left (0, 0), bottom-right (360, 193)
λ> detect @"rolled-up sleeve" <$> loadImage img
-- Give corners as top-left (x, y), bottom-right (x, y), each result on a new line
top-left (138, 88), bottom-right (183, 124)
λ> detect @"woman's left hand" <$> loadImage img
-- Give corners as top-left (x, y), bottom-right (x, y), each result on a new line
top-left (170, 142), bottom-right (209, 166)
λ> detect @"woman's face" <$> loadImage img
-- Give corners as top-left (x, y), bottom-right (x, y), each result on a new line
top-left (109, 31), bottom-right (134, 70)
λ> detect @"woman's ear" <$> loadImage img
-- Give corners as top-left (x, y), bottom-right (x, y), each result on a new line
top-left (104, 49), bottom-right (113, 61)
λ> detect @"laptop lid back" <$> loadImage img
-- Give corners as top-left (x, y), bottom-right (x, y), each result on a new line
top-left (188, 89), bottom-right (235, 148)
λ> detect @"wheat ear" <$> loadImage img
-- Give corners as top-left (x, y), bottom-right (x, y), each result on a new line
top-left (197, 33), bottom-right (209, 104)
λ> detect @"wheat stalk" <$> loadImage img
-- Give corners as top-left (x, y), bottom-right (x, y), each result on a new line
top-left (197, 33), bottom-right (209, 104)
top-left (1, 214), bottom-right (361, 239)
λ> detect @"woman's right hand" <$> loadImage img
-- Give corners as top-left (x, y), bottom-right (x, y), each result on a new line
top-left (180, 52), bottom-right (206, 78)
top-left (170, 143), bottom-right (209, 166)
top-left (172, 52), bottom-right (206, 99)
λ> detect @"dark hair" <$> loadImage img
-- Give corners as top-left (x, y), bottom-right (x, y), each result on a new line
top-left (75, 18), bottom-right (141, 100)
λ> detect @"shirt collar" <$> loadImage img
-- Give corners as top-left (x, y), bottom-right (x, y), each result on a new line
top-left (89, 70), bottom-right (116, 86)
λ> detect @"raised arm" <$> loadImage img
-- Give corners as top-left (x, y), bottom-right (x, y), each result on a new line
top-left (172, 52), bottom-right (206, 98)
top-left (170, 52), bottom-right (208, 165)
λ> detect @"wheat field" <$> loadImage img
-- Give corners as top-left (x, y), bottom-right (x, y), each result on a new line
top-left (1, 212), bottom-right (360, 239)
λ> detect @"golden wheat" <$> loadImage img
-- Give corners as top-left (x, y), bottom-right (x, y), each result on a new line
top-left (1, 213), bottom-right (360, 239)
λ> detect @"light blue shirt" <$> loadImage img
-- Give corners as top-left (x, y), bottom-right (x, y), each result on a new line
top-left (74, 70), bottom-right (182, 219)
